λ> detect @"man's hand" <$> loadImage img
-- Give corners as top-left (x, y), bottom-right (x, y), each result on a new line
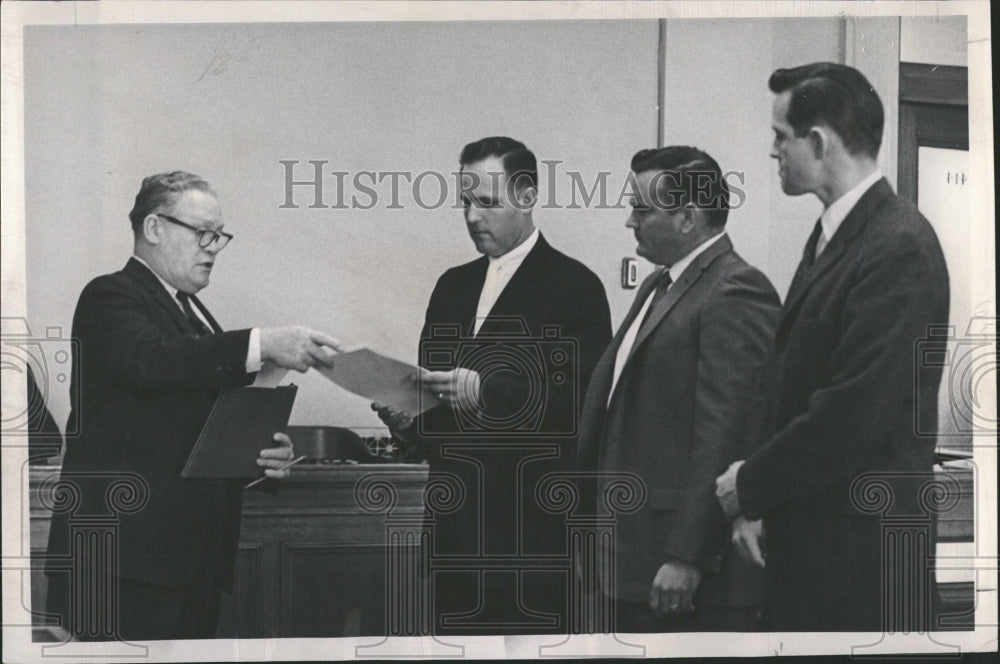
top-left (731, 515), bottom-right (767, 568)
top-left (256, 432), bottom-right (295, 480)
top-left (372, 402), bottom-right (414, 444)
top-left (649, 560), bottom-right (702, 616)
top-left (418, 367), bottom-right (482, 411)
top-left (260, 326), bottom-right (342, 372)
top-left (715, 459), bottom-right (745, 520)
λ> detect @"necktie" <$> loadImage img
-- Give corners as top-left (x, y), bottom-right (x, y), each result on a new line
top-left (176, 292), bottom-right (210, 336)
top-left (607, 269), bottom-right (673, 405)
top-left (815, 230), bottom-right (829, 260)
top-left (806, 218), bottom-right (824, 266)
top-left (639, 270), bottom-right (673, 327)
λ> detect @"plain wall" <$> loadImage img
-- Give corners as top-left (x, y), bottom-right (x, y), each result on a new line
top-left (24, 16), bottom-right (967, 432)
top-left (24, 20), bottom-right (659, 429)
top-left (662, 18), bottom-right (845, 299)
top-left (901, 15), bottom-right (968, 66)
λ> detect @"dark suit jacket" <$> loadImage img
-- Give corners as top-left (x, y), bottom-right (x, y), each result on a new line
top-left (413, 233), bottom-right (612, 565)
top-left (577, 234), bottom-right (780, 611)
top-left (736, 179), bottom-right (950, 631)
top-left (46, 258), bottom-right (256, 590)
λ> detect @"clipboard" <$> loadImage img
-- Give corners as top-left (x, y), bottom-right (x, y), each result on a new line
top-left (182, 384), bottom-right (298, 479)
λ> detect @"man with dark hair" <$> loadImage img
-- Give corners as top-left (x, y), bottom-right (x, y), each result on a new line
top-left (46, 171), bottom-right (343, 641)
top-left (715, 62), bottom-right (950, 631)
top-left (577, 146), bottom-right (779, 632)
top-left (376, 137), bottom-right (612, 634)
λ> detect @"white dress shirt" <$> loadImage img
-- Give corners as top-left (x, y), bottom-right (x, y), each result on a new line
top-left (607, 232), bottom-right (727, 406)
top-left (817, 169), bottom-right (882, 258)
top-left (473, 228), bottom-right (539, 336)
top-left (133, 255), bottom-right (261, 373)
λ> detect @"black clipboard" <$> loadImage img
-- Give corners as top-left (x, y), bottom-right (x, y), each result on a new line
top-left (182, 385), bottom-right (298, 479)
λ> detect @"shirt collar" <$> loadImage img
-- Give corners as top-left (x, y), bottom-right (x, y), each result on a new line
top-left (133, 254), bottom-right (181, 299)
top-left (489, 228), bottom-right (539, 269)
top-left (820, 170), bottom-right (882, 243)
top-left (668, 231), bottom-right (727, 283)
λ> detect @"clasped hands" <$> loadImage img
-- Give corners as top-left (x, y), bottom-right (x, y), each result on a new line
top-left (715, 460), bottom-right (767, 569)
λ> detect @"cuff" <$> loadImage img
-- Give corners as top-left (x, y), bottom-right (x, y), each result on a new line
top-left (245, 327), bottom-right (262, 373)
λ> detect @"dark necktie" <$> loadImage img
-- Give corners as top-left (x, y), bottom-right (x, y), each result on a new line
top-left (176, 292), bottom-right (210, 336)
top-left (639, 269), bottom-right (673, 327)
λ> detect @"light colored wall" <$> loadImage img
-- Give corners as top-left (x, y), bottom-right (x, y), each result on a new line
top-left (901, 15), bottom-right (968, 66)
top-left (663, 18), bottom-right (845, 299)
top-left (24, 16), bottom-right (966, 432)
top-left (24, 21), bottom-right (659, 429)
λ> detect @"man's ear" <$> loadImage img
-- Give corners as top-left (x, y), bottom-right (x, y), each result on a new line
top-left (680, 205), bottom-right (699, 233)
top-left (515, 184), bottom-right (537, 211)
top-left (142, 214), bottom-right (162, 245)
top-left (808, 126), bottom-right (829, 160)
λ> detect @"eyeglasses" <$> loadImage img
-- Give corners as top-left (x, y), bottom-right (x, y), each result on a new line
top-left (156, 213), bottom-right (233, 250)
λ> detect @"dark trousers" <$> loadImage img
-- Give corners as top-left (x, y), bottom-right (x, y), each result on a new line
top-left (47, 572), bottom-right (223, 641)
top-left (611, 597), bottom-right (764, 633)
top-left (433, 571), bottom-right (568, 636)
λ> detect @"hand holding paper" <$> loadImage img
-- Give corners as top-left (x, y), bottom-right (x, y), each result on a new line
top-left (317, 348), bottom-right (440, 415)
top-left (260, 326), bottom-right (343, 372)
top-left (417, 367), bottom-right (482, 411)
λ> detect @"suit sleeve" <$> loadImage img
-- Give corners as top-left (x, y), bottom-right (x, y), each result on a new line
top-left (663, 268), bottom-right (779, 569)
top-left (75, 277), bottom-right (255, 394)
top-left (737, 228), bottom-right (949, 519)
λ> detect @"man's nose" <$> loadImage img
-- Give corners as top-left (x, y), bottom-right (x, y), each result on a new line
top-left (625, 212), bottom-right (638, 229)
top-left (465, 206), bottom-right (483, 224)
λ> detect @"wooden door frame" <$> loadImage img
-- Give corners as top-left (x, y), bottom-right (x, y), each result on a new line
top-left (897, 63), bottom-right (969, 203)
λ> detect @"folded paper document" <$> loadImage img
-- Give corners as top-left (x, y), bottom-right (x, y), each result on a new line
top-left (317, 348), bottom-right (440, 415)
top-left (182, 384), bottom-right (298, 479)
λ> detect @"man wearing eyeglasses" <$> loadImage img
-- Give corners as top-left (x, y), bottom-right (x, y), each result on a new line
top-left (45, 171), bottom-right (342, 641)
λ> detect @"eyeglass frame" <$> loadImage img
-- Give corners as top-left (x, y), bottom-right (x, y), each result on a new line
top-left (155, 213), bottom-right (234, 249)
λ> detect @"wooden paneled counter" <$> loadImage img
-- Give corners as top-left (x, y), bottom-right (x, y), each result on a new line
top-left (29, 462), bottom-right (429, 638)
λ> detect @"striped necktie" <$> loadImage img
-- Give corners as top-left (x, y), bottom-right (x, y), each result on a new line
top-left (176, 292), bottom-right (210, 336)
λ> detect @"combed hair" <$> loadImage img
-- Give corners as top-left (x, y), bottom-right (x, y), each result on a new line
top-left (630, 145), bottom-right (730, 228)
top-left (128, 171), bottom-right (215, 232)
top-left (459, 136), bottom-right (537, 192)
top-left (769, 62), bottom-right (884, 159)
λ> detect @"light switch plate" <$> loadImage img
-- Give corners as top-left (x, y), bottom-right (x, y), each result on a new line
top-left (621, 257), bottom-right (639, 289)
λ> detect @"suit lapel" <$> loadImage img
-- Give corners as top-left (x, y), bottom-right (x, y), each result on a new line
top-left (123, 258), bottom-right (223, 334)
top-left (577, 269), bottom-right (660, 468)
top-left (123, 258), bottom-right (192, 333)
top-left (456, 258), bottom-right (489, 335)
top-left (622, 234), bottom-right (733, 370)
top-left (482, 234), bottom-right (551, 321)
top-left (777, 179), bottom-right (893, 335)
top-left (581, 272), bottom-right (660, 418)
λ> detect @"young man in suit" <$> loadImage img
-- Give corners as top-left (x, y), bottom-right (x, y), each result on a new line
top-left (576, 146), bottom-right (780, 632)
top-left (715, 62), bottom-right (951, 631)
top-left (377, 137), bottom-right (612, 634)
top-left (46, 172), bottom-right (343, 641)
